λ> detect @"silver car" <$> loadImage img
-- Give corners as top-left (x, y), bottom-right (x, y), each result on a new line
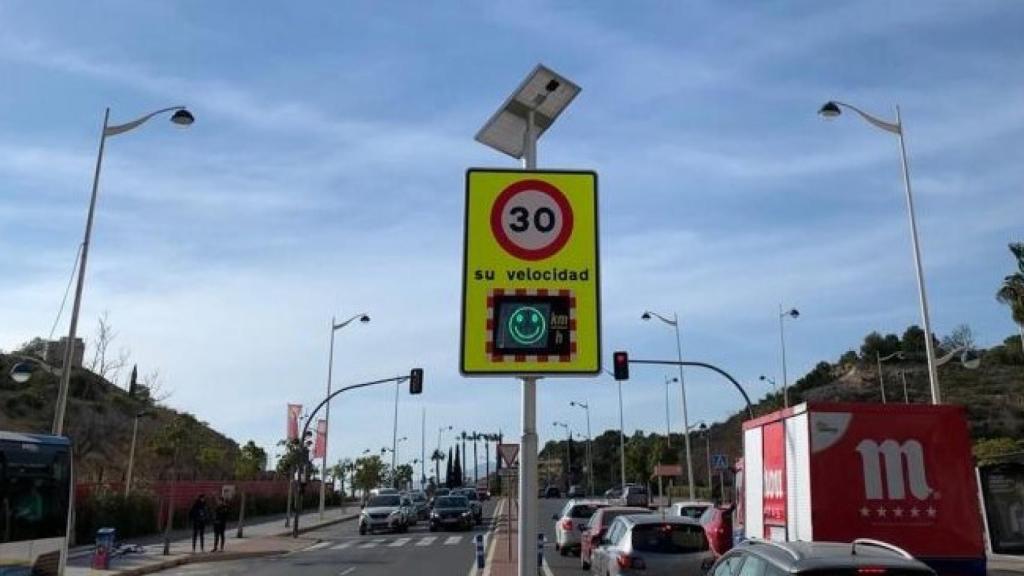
top-left (590, 514), bottom-right (713, 575)
top-left (358, 494), bottom-right (411, 535)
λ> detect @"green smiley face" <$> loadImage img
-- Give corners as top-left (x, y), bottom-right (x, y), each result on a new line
top-left (508, 306), bottom-right (547, 345)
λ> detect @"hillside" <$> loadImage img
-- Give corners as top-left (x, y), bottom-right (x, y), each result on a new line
top-left (0, 352), bottom-right (242, 483)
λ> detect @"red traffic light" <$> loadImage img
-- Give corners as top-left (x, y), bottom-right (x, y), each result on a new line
top-left (613, 351), bottom-right (629, 381)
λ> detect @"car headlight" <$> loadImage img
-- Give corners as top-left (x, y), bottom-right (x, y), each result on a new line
top-left (462, 511), bottom-right (472, 517)
top-left (389, 510), bottom-right (401, 517)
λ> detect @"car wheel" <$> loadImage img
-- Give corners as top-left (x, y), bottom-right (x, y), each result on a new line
top-left (359, 524), bottom-right (367, 535)
top-left (429, 525), bottom-right (437, 532)
top-left (581, 559), bottom-right (590, 570)
top-left (555, 542), bottom-right (560, 552)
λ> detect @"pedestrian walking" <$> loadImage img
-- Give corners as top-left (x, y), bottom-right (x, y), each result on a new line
top-left (189, 494), bottom-right (209, 552)
top-left (212, 496), bottom-right (229, 552)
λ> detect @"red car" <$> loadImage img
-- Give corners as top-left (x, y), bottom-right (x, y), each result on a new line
top-left (579, 506), bottom-right (649, 570)
top-left (699, 504), bottom-right (734, 558)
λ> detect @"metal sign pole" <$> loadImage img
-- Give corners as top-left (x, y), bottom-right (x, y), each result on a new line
top-left (518, 110), bottom-right (540, 576)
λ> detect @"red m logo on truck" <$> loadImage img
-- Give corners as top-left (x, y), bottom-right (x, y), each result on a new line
top-left (855, 439), bottom-right (933, 500)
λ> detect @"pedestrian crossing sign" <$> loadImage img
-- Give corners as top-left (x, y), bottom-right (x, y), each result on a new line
top-left (711, 454), bottom-right (729, 471)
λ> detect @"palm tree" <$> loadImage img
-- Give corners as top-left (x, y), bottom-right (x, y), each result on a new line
top-left (996, 242), bottom-right (1024, 353)
top-left (430, 449), bottom-right (445, 487)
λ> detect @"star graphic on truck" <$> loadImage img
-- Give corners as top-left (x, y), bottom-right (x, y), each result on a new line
top-left (860, 507), bottom-right (870, 517)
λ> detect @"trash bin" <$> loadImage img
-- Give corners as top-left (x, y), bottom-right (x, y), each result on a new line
top-left (92, 527), bottom-right (116, 569)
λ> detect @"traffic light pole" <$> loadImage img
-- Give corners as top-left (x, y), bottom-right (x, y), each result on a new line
top-left (626, 358), bottom-right (755, 419)
top-left (293, 372), bottom-right (417, 537)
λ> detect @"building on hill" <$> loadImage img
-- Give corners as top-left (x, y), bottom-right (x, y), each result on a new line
top-left (44, 337), bottom-right (84, 369)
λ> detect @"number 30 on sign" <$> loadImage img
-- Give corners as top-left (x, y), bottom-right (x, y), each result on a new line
top-left (461, 169), bottom-right (600, 376)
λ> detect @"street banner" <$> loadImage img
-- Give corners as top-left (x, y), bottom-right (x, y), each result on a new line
top-left (314, 419), bottom-right (327, 458)
top-left (287, 404), bottom-right (302, 440)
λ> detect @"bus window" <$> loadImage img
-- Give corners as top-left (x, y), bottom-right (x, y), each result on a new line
top-left (1, 441), bottom-right (71, 544)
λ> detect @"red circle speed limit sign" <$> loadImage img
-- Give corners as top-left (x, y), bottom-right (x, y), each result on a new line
top-left (489, 179), bottom-right (574, 261)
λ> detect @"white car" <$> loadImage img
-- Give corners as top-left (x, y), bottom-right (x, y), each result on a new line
top-left (589, 514), bottom-right (712, 575)
top-left (669, 500), bottom-right (714, 520)
top-left (359, 493), bottom-right (410, 535)
top-left (553, 499), bottom-right (607, 556)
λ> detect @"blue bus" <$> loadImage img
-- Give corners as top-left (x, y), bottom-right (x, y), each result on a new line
top-left (1, 432), bottom-right (72, 576)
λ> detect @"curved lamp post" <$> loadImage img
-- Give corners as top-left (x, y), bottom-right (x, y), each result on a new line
top-left (321, 313), bottom-right (370, 518)
top-left (641, 310), bottom-right (695, 500)
top-left (819, 100), bottom-right (940, 404)
top-left (53, 106), bottom-right (194, 436)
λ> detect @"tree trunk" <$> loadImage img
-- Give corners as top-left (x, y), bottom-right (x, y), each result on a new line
top-left (162, 478), bottom-right (175, 555)
top-left (236, 490), bottom-right (246, 538)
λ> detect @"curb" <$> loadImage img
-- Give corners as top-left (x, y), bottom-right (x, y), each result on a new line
top-left (272, 513), bottom-right (359, 537)
top-left (114, 549), bottom-right (284, 576)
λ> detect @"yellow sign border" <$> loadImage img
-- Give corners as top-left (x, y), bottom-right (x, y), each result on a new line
top-left (460, 168), bottom-right (601, 376)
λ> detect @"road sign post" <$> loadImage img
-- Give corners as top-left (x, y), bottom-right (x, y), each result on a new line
top-left (471, 65), bottom-right (589, 576)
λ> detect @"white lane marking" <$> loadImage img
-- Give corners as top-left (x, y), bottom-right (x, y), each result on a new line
top-left (416, 536), bottom-right (437, 546)
top-left (339, 568), bottom-right (356, 576)
top-left (388, 537), bottom-right (411, 547)
top-left (541, 558), bottom-right (555, 576)
top-left (444, 535), bottom-right (462, 545)
top-left (358, 538), bottom-right (386, 549)
top-left (306, 541), bottom-right (332, 551)
top-left (331, 541), bottom-right (354, 550)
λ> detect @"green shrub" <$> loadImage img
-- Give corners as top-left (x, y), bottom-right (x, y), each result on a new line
top-left (75, 489), bottom-right (159, 543)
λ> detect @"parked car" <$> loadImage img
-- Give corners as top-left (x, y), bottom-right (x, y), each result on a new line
top-left (429, 495), bottom-right (474, 531)
top-left (553, 499), bottom-right (607, 556)
top-left (589, 514), bottom-right (712, 576)
top-left (568, 484), bottom-right (585, 498)
top-left (670, 500), bottom-right (715, 520)
top-left (359, 493), bottom-right (411, 535)
top-left (476, 487), bottom-right (490, 501)
top-left (613, 484), bottom-right (649, 507)
top-left (604, 486), bottom-right (623, 499)
top-left (580, 506), bottom-right (650, 570)
top-left (454, 487), bottom-right (483, 524)
top-left (698, 505), bottom-right (733, 558)
top-left (429, 487), bottom-right (450, 508)
top-left (543, 485), bottom-right (562, 499)
top-left (709, 539), bottom-right (935, 576)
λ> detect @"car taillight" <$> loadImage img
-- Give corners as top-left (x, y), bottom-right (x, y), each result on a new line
top-left (616, 553), bottom-right (646, 570)
top-left (858, 569), bottom-right (887, 575)
top-left (560, 518), bottom-right (573, 531)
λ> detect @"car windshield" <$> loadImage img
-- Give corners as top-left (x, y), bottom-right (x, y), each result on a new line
top-left (678, 505), bottom-right (710, 519)
top-left (435, 496), bottom-right (468, 508)
top-left (462, 490), bottom-right (478, 500)
top-left (630, 523), bottom-right (708, 554)
top-left (367, 495), bottom-right (401, 507)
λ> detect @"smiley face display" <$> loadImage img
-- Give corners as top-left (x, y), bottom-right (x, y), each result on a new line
top-left (508, 306), bottom-right (547, 346)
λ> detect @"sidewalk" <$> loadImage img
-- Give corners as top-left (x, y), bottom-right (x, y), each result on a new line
top-left (481, 498), bottom-right (520, 576)
top-left (66, 504), bottom-right (360, 575)
top-left (990, 554), bottom-right (1024, 574)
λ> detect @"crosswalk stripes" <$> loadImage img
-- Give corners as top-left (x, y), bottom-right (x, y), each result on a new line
top-left (304, 534), bottom-right (475, 553)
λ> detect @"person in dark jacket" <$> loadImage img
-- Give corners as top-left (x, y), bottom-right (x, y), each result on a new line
top-left (212, 496), bottom-right (229, 552)
top-left (189, 494), bottom-right (209, 552)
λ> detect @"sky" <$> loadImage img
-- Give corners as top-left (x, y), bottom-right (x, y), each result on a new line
top-left (2, 1), bottom-right (1022, 475)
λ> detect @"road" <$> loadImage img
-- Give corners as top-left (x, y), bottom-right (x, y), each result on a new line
top-left (157, 500), bottom-right (497, 576)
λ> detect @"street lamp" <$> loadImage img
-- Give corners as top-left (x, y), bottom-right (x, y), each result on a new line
top-left (321, 312), bottom-right (370, 519)
top-left (819, 100), bottom-right (940, 404)
top-left (758, 375), bottom-right (778, 394)
top-left (53, 105), bottom-right (194, 437)
top-left (876, 351), bottom-right (904, 403)
top-left (569, 401), bottom-right (593, 495)
top-left (125, 411), bottom-right (154, 497)
top-left (641, 310), bottom-right (695, 501)
top-left (552, 421), bottom-right (573, 491)
top-left (662, 377), bottom-right (677, 446)
top-left (696, 422), bottom-right (712, 494)
top-left (778, 306), bottom-right (799, 408)
top-left (437, 425), bottom-right (453, 452)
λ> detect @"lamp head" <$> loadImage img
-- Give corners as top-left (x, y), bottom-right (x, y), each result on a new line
top-left (788, 308), bottom-right (800, 319)
top-left (359, 314), bottom-right (371, 323)
top-left (818, 101), bottom-right (842, 119)
top-left (759, 375), bottom-right (766, 381)
top-left (170, 109), bottom-right (195, 127)
top-left (641, 312), bottom-right (652, 321)
top-left (9, 361), bottom-right (33, 384)
top-left (698, 423), bottom-right (708, 432)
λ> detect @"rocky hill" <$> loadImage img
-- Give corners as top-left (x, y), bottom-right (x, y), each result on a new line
top-left (0, 352), bottom-right (242, 483)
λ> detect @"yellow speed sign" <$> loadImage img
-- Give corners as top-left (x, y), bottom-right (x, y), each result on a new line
top-left (461, 169), bottom-right (600, 376)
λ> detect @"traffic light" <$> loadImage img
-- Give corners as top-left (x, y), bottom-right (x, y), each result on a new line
top-left (613, 351), bottom-right (629, 381)
top-left (409, 368), bottom-right (423, 394)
